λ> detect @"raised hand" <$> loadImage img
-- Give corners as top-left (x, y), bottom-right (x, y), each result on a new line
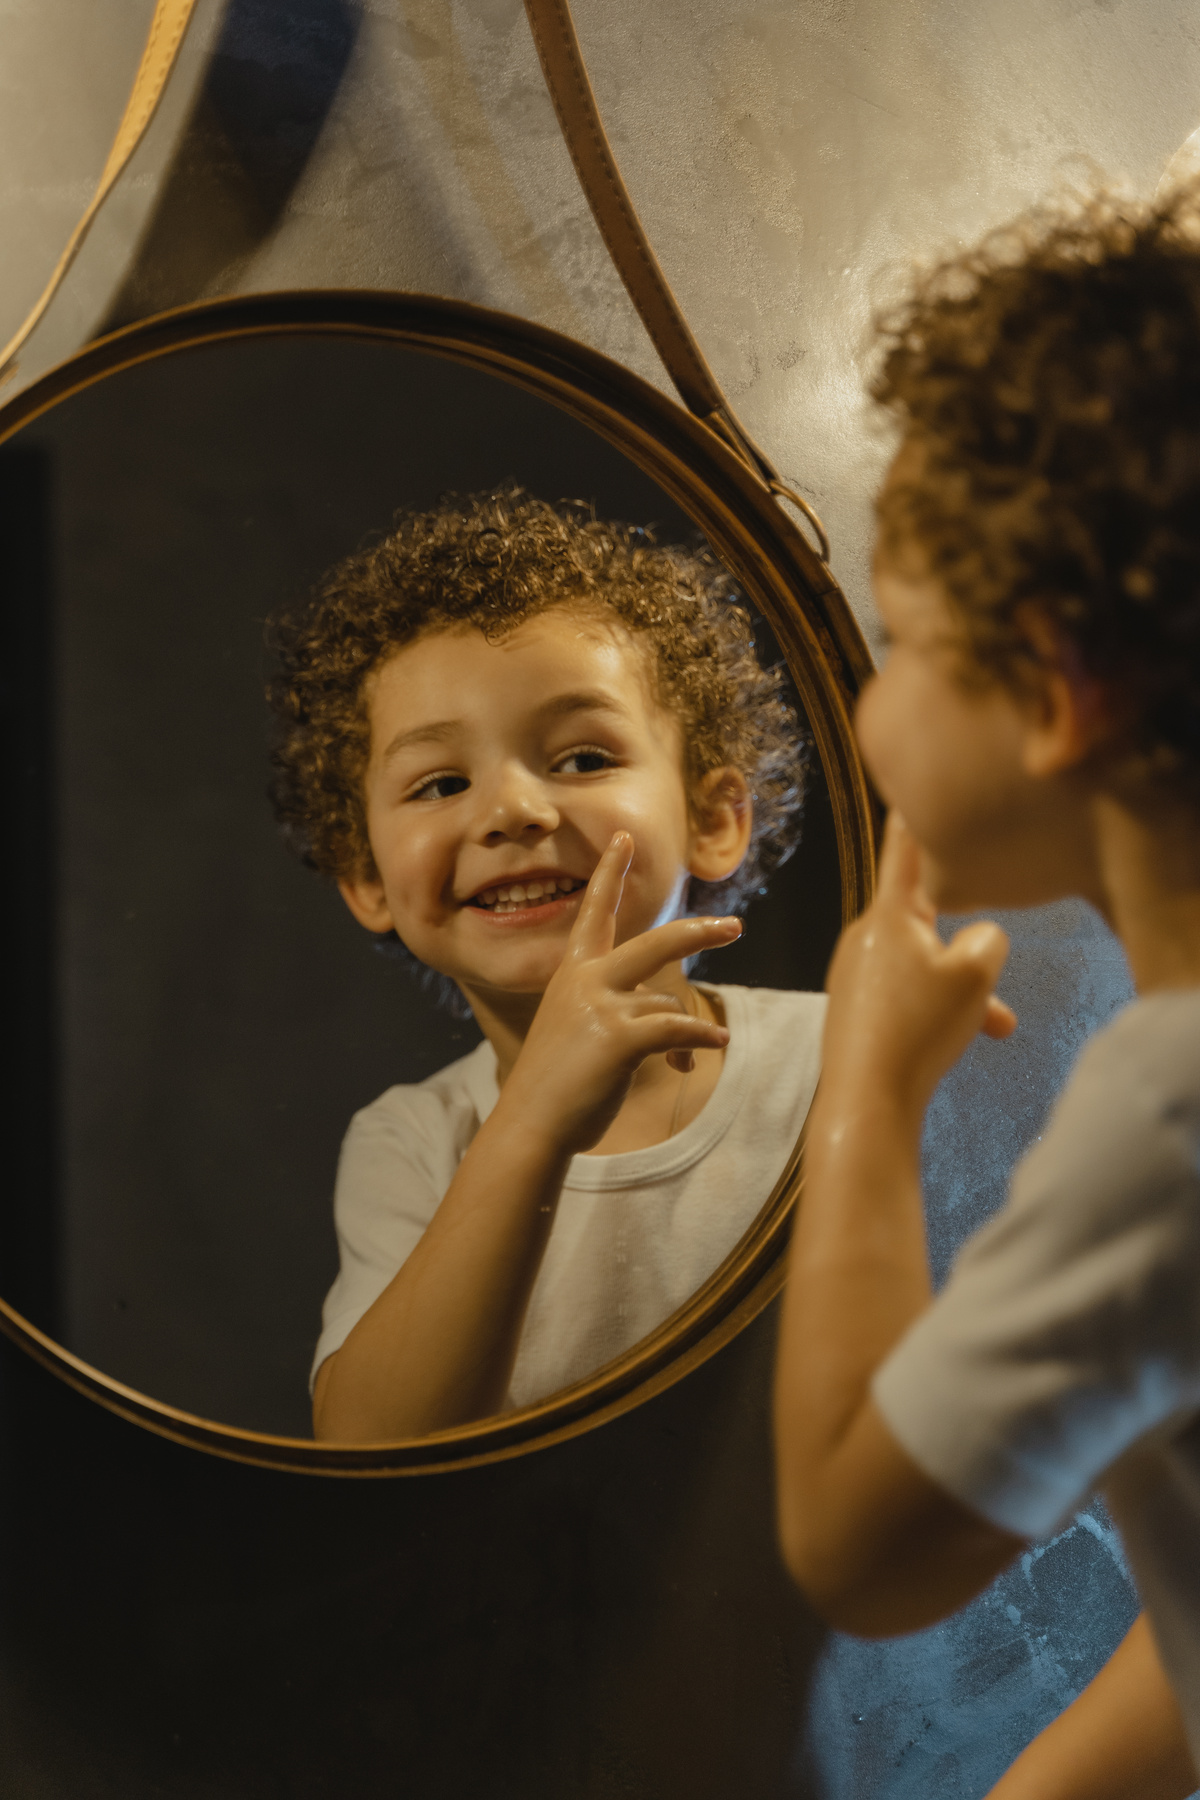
top-left (822, 812), bottom-right (1017, 1117)
top-left (502, 832), bottom-right (741, 1155)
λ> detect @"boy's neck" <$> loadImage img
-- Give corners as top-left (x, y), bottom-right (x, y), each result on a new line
top-left (1095, 793), bottom-right (1200, 994)
top-left (464, 961), bottom-right (697, 1087)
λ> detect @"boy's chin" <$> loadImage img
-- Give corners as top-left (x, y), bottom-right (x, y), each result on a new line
top-left (922, 852), bottom-right (1072, 915)
top-left (920, 856), bottom-right (988, 913)
top-left (921, 852), bottom-right (1005, 912)
top-left (453, 950), bottom-right (566, 1002)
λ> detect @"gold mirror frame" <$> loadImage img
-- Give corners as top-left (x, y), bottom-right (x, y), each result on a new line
top-left (0, 287), bottom-right (876, 1474)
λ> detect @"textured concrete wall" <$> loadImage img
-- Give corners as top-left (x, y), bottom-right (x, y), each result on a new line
top-left (0, 3), bottom-right (1197, 1795)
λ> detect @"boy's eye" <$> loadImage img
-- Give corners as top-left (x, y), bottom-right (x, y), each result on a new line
top-left (555, 746), bottom-right (617, 776)
top-left (409, 772), bottom-right (470, 802)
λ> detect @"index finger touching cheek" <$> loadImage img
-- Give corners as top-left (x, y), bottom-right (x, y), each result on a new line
top-left (875, 812), bottom-right (937, 922)
top-left (569, 832), bottom-right (634, 957)
top-left (875, 811), bottom-right (921, 901)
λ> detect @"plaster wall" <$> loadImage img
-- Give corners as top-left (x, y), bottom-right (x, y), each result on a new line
top-left (4, 0), bottom-right (1200, 639)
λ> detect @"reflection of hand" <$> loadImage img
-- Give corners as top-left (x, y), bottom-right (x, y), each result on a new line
top-left (502, 832), bottom-right (740, 1156)
top-left (822, 812), bottom-right (1017, 1119)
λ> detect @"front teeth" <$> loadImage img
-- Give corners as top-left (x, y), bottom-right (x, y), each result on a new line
top-left (473, 877), bottom-right (584, 913)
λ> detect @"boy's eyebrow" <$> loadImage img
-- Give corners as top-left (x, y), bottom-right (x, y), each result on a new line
top-left (535, 688), bottom-right (630, 722)
top-left (380, 690), bottom-right (630, 764)
top-left (379, 719), bottom-right (461, 763)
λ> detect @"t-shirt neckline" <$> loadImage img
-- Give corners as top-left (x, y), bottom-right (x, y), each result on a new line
top-left (458, 982), bottom-right (753, 1191)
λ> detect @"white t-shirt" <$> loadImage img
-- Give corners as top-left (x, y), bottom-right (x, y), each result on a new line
top-left (314, 983), bottom-right (825, 1410)
top-left (873, 991), bottom-right (1200, 1760)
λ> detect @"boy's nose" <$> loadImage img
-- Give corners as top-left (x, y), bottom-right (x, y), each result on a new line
top-left (477, 766), bottom-right (560, 842)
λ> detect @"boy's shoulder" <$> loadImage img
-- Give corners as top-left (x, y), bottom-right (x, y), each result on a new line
top-left (345, 1037), bottom-right (499, 1152)
top-left (1068, 988), bottom-right (1200, 1116)
top-left (1011, 989), bottom-right (1200, 1243)
top-left (1093, 983), bottom-right (1200, 1046)
top-left (705, 984), bottom-right (826, 1111)
top-left (707, 982), bottom-right (827, 1036)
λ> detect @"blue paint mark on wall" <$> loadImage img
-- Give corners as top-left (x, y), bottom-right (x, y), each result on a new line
top-left (795, 1502), bottom-right (1137, 1796)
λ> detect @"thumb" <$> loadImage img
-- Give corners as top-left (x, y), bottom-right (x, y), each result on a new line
top-left (945, 920), bottom-right (1014, 1041)
top-left (982, 995), bottom-right (1019, 1040)
top-left (944, 919), bottom-right (1011, 994)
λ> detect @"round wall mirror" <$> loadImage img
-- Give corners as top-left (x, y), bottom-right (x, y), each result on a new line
top-left (0, 291), bottom-right (873, 1473)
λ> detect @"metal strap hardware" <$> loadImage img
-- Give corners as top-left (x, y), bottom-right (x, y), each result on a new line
top-left (768, 481), bottom-right (832, 567)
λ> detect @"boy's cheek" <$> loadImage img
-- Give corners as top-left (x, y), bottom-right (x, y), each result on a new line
top-left (857, 683), bottom-right (956, 825)
top-left (852, 683), bottom-right (897, 797)
top-left (614, 869), bottom-right (691, 943)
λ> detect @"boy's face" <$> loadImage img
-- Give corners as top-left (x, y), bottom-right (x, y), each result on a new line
top-left (858, 529), bottom-right (1100, 912)
top-left (340, 610), bottom-right (731, 1000)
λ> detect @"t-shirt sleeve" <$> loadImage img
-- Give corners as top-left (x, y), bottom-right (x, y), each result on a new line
top-left (309, 1094), bottom-right (449, 1385)
top-left (872, 1000), bottom-right (1200, 1539)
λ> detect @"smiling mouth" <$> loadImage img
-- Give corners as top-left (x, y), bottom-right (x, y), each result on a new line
top-left (468, 876), bottom-right (586, 914)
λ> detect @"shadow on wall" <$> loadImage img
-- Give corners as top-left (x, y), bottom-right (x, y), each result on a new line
top-left (100, 0), bottom-right (361, 328)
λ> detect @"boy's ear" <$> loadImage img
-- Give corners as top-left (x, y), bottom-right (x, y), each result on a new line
top-left (1017, 607), bottom-right (1124, 778)
top-left (688, 766), bottom-right (753, 884)
top-left (337, 871), bottom-right (395, 935)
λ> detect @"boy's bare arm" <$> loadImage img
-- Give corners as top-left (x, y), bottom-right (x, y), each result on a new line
top-left (984, 1614), bottom-right (1196, 1800)
top-left (775, 814), bottom-right (1025, 1631)
top-left (314, 835), bottom-right (739, 1442)
top-left (313, 1110), bottom-right (571, 1438)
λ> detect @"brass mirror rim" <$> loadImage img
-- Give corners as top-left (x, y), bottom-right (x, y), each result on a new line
top-left (0, 288), bottom-right (875, 1475)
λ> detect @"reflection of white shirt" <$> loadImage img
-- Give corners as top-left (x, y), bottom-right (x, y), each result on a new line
top-left (873, 992), bottom-right (1200, 1764)
top-left (313, 983), bottom-right (825, 1410)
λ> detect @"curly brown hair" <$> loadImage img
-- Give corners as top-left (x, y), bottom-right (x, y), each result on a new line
top-left (873, 180), bottom-right (1200, 797)
top-left (266, 488), bottom-right (807, 926)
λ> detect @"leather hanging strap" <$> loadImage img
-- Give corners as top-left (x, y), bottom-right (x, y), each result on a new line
top-left (522, 0), bottom-right (830, 561)
top-left (0, 0), bottom-right (198, 385)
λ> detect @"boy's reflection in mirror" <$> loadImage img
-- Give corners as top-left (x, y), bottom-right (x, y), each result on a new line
top-left (266, 489), bottom-right (824, 1440)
